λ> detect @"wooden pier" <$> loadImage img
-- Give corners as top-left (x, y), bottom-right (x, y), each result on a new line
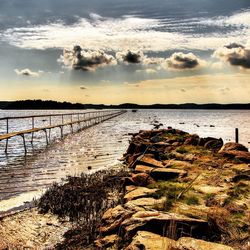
top-left (0, 110), bottom-right (126, 154)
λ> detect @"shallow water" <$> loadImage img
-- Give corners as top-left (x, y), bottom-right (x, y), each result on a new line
top-left (0, 109), bottom-right (249, 213)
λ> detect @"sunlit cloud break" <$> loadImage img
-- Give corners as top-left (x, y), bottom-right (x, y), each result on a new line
top-left (2, 11), bottom-right (250, 51)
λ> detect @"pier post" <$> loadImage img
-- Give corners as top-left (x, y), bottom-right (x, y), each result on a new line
top-left (49, 116), bottom-right (52, 141)
top-left (5, 118), bottom-right (9, 153)
top-left (235, 128), bottom-right (239, 143)
top-left (31, 117), bottom-right (34, 145)
top-left (21, 134), bottom-right (27, 154)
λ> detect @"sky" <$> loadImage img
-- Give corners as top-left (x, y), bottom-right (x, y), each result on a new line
top-left (0, 0), bottom-right (249, 104)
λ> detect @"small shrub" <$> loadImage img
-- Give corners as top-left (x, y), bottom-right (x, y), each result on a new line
top-left (176, 146), bottom-right (189, 154)
top-left (185, 195), bottom-right (199, 205)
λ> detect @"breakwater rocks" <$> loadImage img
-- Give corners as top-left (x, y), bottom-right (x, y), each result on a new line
top-left (95, 128), bottom-right (250, 250)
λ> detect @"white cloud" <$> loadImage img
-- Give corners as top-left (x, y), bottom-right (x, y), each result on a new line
top-left (2, 11), bottom-right (250, 52)
top-left (14, 68), bottom-right (43, 77)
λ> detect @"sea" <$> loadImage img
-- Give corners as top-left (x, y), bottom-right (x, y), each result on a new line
top-left (0, 109), bottom-right (249, 214)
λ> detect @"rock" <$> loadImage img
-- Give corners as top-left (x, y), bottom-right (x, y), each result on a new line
top-left (125, 197), bottom-right (167, 210)
top-left (131, 173), bottom-right (156, 186)
top-left (121, 211), bottom-right (209, 241)
top-left (232, 171), bottom-right (250, 182)
top-left (100, 205), bottom-right (134, 235)
top-left (95, 234), bottom-right (120, 249)
top-left (134, 165), bottom-right (187, 180)
top-left (138, 156), bottom-right (164, 168)
top-left (176, 237), bottom-right (234, 250)
top-left (204, 138), bottom-right (223, 151)
top-left (193, 185), bottom-right (226, 194)
top-left (184, 135), bottom-right (199, 146)
top-left (150, 135), bottom-right (163, 143)
top-left (124, 187), bottom-right (158, 202)
top-left (199, 137), bottom-right (219, 147)
top-left (220, 150), bottom-right (250, 163)
top-left (164, 159), bottom-right (192, 169)
top-left (219, 142), bottom-right (248, 152)
top-left (173, 203), bottom-right (209, 220)
top-left (125, 231), bottom-right (176, 250)
top-left (150, 168), bottom-right (187, 180)
top-left (135, 165), bottom-right (155, 174)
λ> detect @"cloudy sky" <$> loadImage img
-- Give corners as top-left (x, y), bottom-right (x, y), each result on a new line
top-left (0, 0), bottom-right (249, 104)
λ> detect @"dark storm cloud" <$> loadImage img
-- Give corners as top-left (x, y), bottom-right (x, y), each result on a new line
top-left (213, 43), bottom-right (250, 68)
top-left (59, 45), bottom-right (117, 71)
top-left (165, 52), bottom-right (203, 70)
top-left (116, 50), bottom-right (163, 65)
top-left (116, 50), bottom-right (142, 64)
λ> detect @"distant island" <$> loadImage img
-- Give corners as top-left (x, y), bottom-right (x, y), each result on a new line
top-left (1, 100), bottom-right (250, 110)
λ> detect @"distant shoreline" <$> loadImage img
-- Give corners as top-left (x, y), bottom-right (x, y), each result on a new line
top-left (1, 100), bottom-right (250, 110)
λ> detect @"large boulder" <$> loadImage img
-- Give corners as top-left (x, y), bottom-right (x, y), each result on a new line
top-left (204, 138), bottom-right (223, 151)
top-left (130, 173), bottom-right (155, 186)
top-left (175, 237), bottom-right (234, 250)
top-left (219, 142), bottom-right (250, 162)
top-left (125, 231), bottom-right (176, 250)
top-left (219, 142), bottom-right (248, 152)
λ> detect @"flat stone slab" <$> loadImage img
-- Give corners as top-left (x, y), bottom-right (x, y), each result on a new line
top-left (124, 187), bottom-right (158, 202)
top-left (138, 156), bottom-right (164, 168)
top-left (176, 237), bottom-right (234, 250)
top-left (125, 231), bottom-right (176, 250)
top-left (193, 185), bottom-right (226, 194)
top-left (121, 211), bottom-right (209, 240)
top-left (135, 165), bottom-right (187, 180)
top-left (125, 197), bottom-right (166, 210)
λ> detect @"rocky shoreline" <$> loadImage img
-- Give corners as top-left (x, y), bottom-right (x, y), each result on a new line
top-left (95, 128), bottom-right (249, 250)
top-left (0, 128), bottom-right (249, 249)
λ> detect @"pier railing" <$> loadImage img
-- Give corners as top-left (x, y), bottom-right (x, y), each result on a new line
top-left (0, 110), bottom-right (126, 154)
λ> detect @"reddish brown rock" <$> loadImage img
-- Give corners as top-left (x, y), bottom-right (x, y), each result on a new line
top-left (138, 156), bottom-right (164, 168)
top-left (219, 142), bottom-right (248, 152)
top-left (184, 135), bottom-right (199, 146)
top-left (131, 173), bottom-right (155, 186)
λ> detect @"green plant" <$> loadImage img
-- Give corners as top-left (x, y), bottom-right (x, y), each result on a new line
top-left (176, 146), bottom-right (189, 154)
top-left (185, 195), bottom-right (199, 205)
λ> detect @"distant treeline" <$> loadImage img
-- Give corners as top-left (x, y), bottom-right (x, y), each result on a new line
top-left (1, 100), bottom-right (250, 110)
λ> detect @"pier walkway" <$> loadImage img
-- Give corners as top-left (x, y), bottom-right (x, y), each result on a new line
top-left (0, 110), bottom-right (126, 154)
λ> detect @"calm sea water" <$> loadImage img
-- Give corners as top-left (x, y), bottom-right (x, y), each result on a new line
top-left (0, 109), bottom-right (249, 213)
